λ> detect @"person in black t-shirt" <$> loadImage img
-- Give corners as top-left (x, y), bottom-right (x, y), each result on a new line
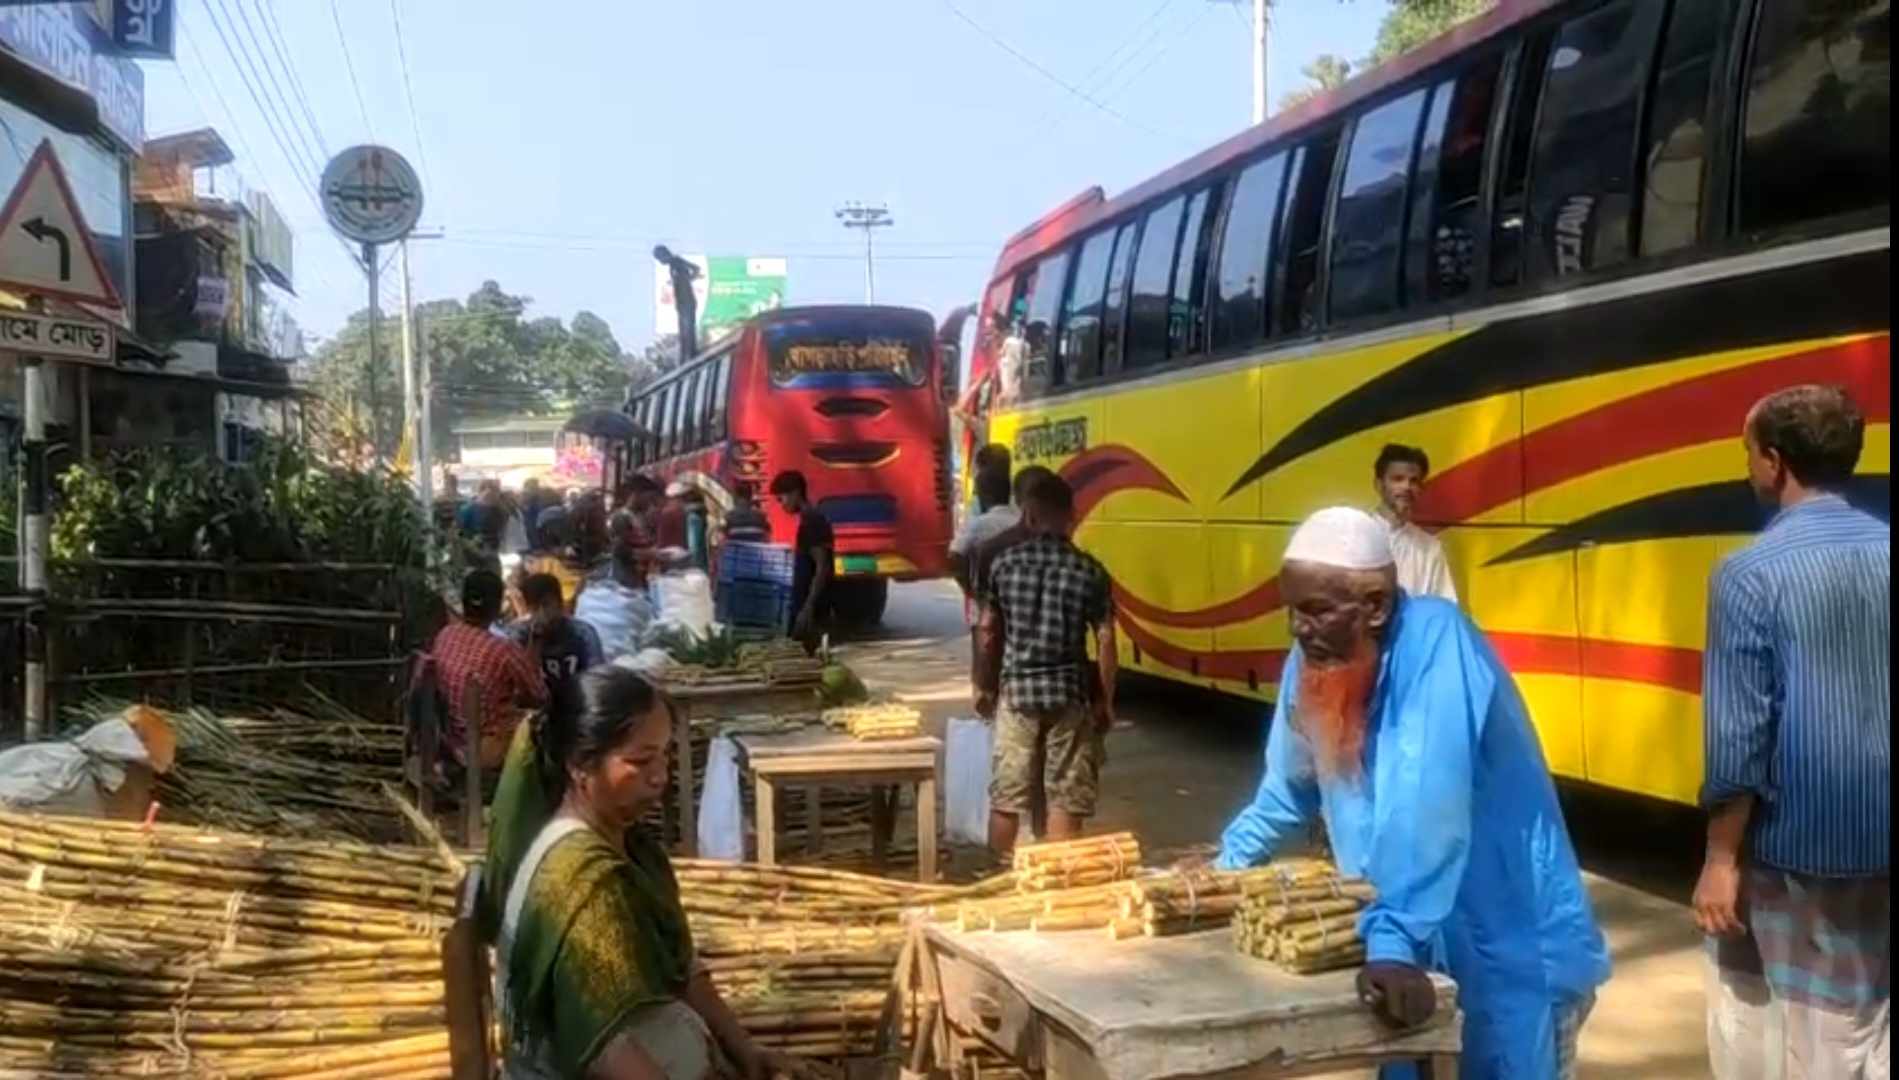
top-left (506, 572), bottom-right (604, 697)
top-left (769, 470), bottom-right (832, 645)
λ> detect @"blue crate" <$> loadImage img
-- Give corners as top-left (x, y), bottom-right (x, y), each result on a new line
top-left (718, 541), bottom-right (795, 586)
top-left (718, 577), bottom-right (791, 631)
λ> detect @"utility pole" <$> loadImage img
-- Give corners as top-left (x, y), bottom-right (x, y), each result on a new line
top-left (834, 202), bottom-right (893, 304)
top-left (1215, 0), bottom-right (1269, 124)
top-left (399, 231), bottom-right (444, 519)
top-left (363, 242), bottom-right (381, 464)
top-left (1252, 0), bottom-right (1268, 125)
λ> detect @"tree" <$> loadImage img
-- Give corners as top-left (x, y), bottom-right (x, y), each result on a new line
top-left (1280, 53), bottom-right (1354, 111)
top-left (1369, 0), bottom-right (1494, 65)
top-left (306, 281), bottom-right (639, 458)
top-left (638, 334), bottom-right (683, 378)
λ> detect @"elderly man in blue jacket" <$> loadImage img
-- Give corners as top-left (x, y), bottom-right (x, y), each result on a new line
top-left (1216, 507), bottom-right (1610, 1079)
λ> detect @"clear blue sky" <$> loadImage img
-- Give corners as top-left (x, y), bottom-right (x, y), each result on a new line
top-left (139, 0), bottom-right (1386, 352)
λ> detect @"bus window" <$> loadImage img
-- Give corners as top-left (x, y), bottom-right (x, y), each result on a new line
top-left (1738, 0), bottom-right (1890, 235)
top-left (1099, 220), bottom-right (1138, 376)
top-left (1168, 183), bottom-right (1221, 358)
top-left (1407, 53), bottom-right (1502, 305)
top-left (1639, 0), bottom-right (1732, 257)
top-left (685, 368), bottom-right (707, 450)
top-left (1526, 0), bottom-right (1668, 281)
top-left (1127, 196), bottom-right (1186, 369)
top-left (1491, 31), bottom-right (1554, 288)
top-left (708, 351), bottom-right (732, 440)
top-left (1212, 152), bottom-right (1288, 351)
top-left (1023, 249), bottom-right (1070, 396)
top-left (628, 396), bottom-right (646, 466)
top-left (1058, 228), bottom-right (1117, 385)
top-left (1330, 88), bottom-right (1427, 323)
top-left (1276, 127), bottom-right (1341, 337)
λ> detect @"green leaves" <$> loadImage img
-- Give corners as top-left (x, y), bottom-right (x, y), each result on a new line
top-left (48, 438), bottom-right (433, 570)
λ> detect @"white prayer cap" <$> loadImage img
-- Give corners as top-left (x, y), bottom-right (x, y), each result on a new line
top-left (1284, 507), bottom-right (1394, 571)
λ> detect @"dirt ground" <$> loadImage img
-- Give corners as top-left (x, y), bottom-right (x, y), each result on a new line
top-left (834, 581), bottom-right (1714, 1080)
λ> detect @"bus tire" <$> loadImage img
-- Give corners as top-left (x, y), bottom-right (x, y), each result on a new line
top-left (833, 578), bottom-right (889, 628)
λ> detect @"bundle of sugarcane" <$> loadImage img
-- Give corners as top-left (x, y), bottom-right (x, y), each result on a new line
top-left (674, 858), bottom-right (991, 925)
top-left (820, 703), bottom-right (923, 741)
top-left (63, 698), bottom-right (408, 844)
top-left (1011, 832), bottom-right (1142, 891)
top-left (762, 656), bottom-right (826, 688)
top-left (930, 879), bottom-right (1141, 933)
top-left (0, 810), bottom-right (458, 1077)
top-left (1108, 858), bottom-right (1347, 940)
top-left (1232, 864), bottom-right (1376, 973)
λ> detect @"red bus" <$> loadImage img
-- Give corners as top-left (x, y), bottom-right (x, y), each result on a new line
top-left (625, 305), bottom-right (954, 624)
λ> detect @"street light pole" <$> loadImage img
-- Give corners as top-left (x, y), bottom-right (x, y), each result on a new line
top-left (834, 202), bottom-right (893, 304)
top-left (399, 231), bottom-right (444, 519)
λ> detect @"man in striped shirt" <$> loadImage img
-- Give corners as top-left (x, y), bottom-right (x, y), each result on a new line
top-left (1695, 384), bottom-right (1889, 1078)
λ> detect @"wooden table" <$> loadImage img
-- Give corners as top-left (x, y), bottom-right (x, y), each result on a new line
top-left (660, 680), bottom-right (818, 856)
top-left (733, 728), bottom-right (940, 883)
top-left (911, 924), bottom-right (1460, 1080)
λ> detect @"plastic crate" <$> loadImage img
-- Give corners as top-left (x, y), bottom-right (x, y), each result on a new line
top-left (717, 577), bottom-right (792, 632)
top-left (717, 541), bottom-right (795, 586)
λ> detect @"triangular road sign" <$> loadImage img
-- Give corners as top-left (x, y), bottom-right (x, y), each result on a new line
top-left (0, 140), bottom-right (124, 309)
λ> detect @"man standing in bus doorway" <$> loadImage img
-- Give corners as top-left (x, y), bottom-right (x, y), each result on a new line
top-left (770, 470), bottom-right (833, 651)
top-left (994, 310), bottom-right (1027, 409)
top-left (1372, 444), bottom-right (1459, 603)
top-left (1694, 385), bottom-right (1889, 1079)
top-left (1214, 507), bottom-right (1608, 1078)
top-left (974, 473), bottom-right (1116, 857)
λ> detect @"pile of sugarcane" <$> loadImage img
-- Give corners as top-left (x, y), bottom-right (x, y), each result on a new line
top-left (820, 704), bottom-right (923, 741)
top-left (1232, 863), bottom-right (1376, 973)
top-left (0, 808), bottom-right (457, 1077)
top-left (64, 696), bottom-right (408, 843)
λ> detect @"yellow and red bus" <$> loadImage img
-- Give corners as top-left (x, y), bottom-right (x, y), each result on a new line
top-left (969, 0), bottom-right (1888, 804)
top-left (628, 305), bottom-right (954, 624)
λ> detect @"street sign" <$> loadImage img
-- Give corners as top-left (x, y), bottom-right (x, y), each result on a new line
top-left (112, 0), bottom-right (176, 60)
top-left (0, 308), bottom-right (115, 364)
top-left (320, 145), bottom-right (424, 244)
top-left (0, 140), bottom-right (124, 308)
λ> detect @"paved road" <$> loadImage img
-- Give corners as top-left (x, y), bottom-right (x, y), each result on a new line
top-left (839, 581), bottom-right (1714, 1079)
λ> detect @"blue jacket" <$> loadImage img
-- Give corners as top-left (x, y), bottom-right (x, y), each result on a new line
top-left (1217, 594), bottom-right (1609, 1079)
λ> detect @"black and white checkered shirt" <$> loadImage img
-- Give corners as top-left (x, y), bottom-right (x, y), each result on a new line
top-left (982, 534), bottom-right (1113, 712)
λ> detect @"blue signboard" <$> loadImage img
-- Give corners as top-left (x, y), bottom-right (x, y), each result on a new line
top-left (113, 0), bottom-right (174, 60)
top-left (0, 3), bottom-right (146, 148)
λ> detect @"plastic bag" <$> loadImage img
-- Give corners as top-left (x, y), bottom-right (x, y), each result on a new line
top-left (574, 579), bottom-right (656, 661)
top-left (696, 736), bottom-right (745, 861)
top-left (943, 717), bottom-right (994, 845)
top-left (0, 716), bottom-right (154, 818)
top-left (652, 570), bottom-right (715, 638)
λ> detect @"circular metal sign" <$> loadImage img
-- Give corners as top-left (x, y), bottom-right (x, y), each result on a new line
top-left (320, 145), bottom-right (423, 245)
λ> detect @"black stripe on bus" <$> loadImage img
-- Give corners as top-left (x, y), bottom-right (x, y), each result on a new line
top-left (1484, 476), bottom-right (1893, 567)
top-left (1224, 247), bottom-right (1889, 499)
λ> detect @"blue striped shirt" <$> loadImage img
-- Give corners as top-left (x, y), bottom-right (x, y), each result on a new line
top-left (1702, 494), bottom-right (1890, 877)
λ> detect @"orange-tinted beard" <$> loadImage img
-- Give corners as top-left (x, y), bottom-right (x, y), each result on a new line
top-left (1296, 638), bottom-right (1379, 782)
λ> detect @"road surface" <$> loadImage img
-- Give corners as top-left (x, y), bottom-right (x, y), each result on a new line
top-left (837, 580), bottom-right (1714, 1079)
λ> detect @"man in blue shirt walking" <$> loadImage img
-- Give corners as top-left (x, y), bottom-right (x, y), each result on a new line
top-left (1696, 384), bottom-right (1890, 1078)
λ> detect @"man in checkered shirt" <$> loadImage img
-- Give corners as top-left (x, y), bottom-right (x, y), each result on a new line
top-left (975, 472), bottom-right (1117, 856)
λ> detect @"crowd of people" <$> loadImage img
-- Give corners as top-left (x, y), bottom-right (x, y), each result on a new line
top-left (424, 382), bottom-right (1885, 1079)
top-left (947, 383), bottom-right (1888, 1078)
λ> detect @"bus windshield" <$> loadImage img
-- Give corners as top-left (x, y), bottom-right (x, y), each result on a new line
top-left (764, 310), bottom-right (932, 387)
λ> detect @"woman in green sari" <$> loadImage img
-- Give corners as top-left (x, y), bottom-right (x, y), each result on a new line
top-left (492, 667), bottom-right (810, 1080)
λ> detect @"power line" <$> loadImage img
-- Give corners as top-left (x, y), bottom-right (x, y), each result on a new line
top-left (173, 29), bottom-right (357, 296)
top-left (1096, 1), bottom-right (1217, 107)
top-left (936, 0), bottom-right (1184, 143)
top-left (224, 0), bottom-right (325, 180)
top-left (387, 0), bottom-right (434, 195)
top-left (202, 0), bottom-right (323, 191)
top-left (254, 0), bottom-right (332, 160)
top-left (328, 0), bottom-right (377, 138)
